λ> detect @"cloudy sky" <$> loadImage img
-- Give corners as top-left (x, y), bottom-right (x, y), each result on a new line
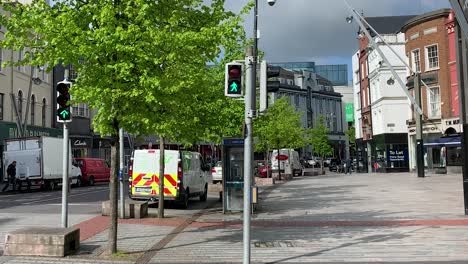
top-left (225, 0), bottom-right (451, 82)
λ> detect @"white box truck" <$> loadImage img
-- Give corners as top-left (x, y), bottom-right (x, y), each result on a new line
top-left (3, 136), bottom-right (81, 190)
top-left (271, 149), bottom-right (303, 176)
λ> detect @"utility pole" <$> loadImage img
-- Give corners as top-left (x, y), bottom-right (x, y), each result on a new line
top-left (414, 73), bottom-right (425, 178)
top-left (243, 46), bottom-right (254, 264)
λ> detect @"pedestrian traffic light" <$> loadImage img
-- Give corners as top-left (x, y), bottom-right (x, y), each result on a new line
top-left (225, 62), bottom-right (243, 97)
top-left (259, 61), bottom-right (281, 112)
top-left (56, 80), bottom-right (72, 122)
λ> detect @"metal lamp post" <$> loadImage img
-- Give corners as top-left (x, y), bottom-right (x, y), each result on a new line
top-left (243, 2), bottom-right (276, 264)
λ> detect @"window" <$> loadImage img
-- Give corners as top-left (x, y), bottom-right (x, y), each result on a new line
top-left (30, 94), bottom-right (35, 125)
top-left (357, 91), bottom-right (361, 109)
top-left (361, 63), bottom-right (365, 80)
top-left (69, 64), bottom-right (78, 80)
top-left (423, 27), bottom-right (437, 35)
top-left (428, 87), bottom-right (441, 118)
top-left (0, 93), bottom-right (3, 120)
top-left (72, 103), bottom-right (89, 118)
top-left (412, 49), bottom-right (420, 73)
top-left (367, 86), bottom-right (370, 106)
top-left (425, 44), bottom-right (439, 70)
top-left (42, 98), bottom-right (46, 127)
top-left (17, 90), bottom-right (23, 118)
top-left (410, 32), bottom-right (419, 40)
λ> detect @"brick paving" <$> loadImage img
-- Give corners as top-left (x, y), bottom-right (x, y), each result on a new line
top-left (2, 172), bottom-right (468, 263)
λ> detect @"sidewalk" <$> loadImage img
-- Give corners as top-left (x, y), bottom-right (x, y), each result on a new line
top-left (2, 172), bottom-right (468, 263)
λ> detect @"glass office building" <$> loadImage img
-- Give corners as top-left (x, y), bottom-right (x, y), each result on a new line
top-left (270, 62), bottom-right (315, 73)
top-left (270, 62), bottom-right (348, 86)
top-left (315, 64), bottom-right (348, 86)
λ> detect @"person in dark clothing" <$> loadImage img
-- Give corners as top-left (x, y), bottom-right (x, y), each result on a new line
top-left (345, 158), bottom-right (352, 174)
top-left (2, 161), bottom-right (17, 192)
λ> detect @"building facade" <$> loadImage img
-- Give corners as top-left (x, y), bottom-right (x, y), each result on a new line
top-left (401, 9), bottom-right (462, 173)
top-left (353, 15), bottom-right (416, 173)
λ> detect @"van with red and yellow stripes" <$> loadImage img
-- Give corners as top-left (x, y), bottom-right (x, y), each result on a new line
top-left (129, 149), bottom-right (209, 208)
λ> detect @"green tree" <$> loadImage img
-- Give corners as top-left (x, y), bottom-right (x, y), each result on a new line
top-left (0, 0), bottom-right (250, 254)
top-left (254, 97), bottom-right (306, 179)
top-left (345, 126), bottom-right (356, 158)
top-left (308, 115), bottom-right (333, 174)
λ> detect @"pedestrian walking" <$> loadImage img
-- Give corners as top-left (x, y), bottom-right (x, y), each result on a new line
top-left (345, 158), bottom-right (352, 174)
top-left (2, 161), bottom-right (16, 192)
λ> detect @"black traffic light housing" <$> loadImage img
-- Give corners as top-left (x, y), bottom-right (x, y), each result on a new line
top-left (266, 65), bottom-right (281, 93)
top-left (225, 62), bottom-right (244, 97)
top-left (56, 80), bottom-right (72, 122)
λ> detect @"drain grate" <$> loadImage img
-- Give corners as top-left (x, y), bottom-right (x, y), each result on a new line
top-left (254, 241), bottom-right (295, 248)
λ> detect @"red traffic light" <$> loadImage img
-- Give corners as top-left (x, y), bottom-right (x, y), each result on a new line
top-left (57, 82), bottom-right (70, 95)
top-left (228, 65), bottom-right (242, 78)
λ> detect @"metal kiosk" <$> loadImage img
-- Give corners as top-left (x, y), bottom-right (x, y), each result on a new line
top-left (222, 138), bottom-right (245, 213)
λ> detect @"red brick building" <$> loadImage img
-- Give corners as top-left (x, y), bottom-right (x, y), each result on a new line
top-left (401, 9), bottom-right (462, 172)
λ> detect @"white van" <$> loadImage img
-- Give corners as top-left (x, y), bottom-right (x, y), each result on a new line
top-left (271, 149), bottom-right (303, 176)
top-left (129, 149), bottom-right (209, 208)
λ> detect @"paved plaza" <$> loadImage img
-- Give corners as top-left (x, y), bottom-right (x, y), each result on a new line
top-left (1, 171), bottom-right (468, 263)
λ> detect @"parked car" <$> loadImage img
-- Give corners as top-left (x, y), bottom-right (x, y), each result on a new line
top-left (74, 158), bottom-right (111, 186)
top-left (254, 160), bottom-right (272, 178)
top-left (211, 161), bottom-right (223, 184)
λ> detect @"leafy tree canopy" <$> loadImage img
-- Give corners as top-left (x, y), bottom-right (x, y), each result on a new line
top-left (254, 96), bottom-right (307, 153)
top-left (0, 0), bottom-right (251, 143)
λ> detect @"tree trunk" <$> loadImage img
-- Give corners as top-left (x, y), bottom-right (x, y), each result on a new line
top-left (321, 154), bottom-right (324, 174)
top-left (265, 148), bottom-right (270, 178)
top-left (108, 134), bottom-right (119, 254)
top-left (158, 137), bottom-right (165, 218)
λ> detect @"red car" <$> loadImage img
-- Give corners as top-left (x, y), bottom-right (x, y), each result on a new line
top-left (255, 160), bottom-right (272, 178)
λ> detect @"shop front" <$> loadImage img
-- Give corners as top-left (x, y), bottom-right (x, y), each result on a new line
top-left (71, 137), bottom-right (93, 158)
top-left (372, 134), bottom-right (409, 173)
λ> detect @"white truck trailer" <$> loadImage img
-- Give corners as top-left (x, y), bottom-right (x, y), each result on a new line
top-left (3, 136), bottom-right (81, 190)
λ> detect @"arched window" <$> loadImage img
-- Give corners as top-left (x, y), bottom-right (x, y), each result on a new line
top-left (30, 94), bottom-right (35, 125)
top-left (42, 98), bottom-right (46, 127)
top-left (17, 90), bottom-right (23, 119)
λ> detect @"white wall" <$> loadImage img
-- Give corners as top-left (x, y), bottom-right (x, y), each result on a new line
top-left (366, 33), bottom-right (409, 136)
top-left (352, 50), bottom-right (362, 139)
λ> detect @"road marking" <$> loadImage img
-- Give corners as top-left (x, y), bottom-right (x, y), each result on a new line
top-left (22, 189), bottom-right (109, 205)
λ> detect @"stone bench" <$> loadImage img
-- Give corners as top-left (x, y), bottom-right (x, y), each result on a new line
top-left (4, 227), bottom-right (80, 257)
top-left (102, 199), bottom-right (148, 219)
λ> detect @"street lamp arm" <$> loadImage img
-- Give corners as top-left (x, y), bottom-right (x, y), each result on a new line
top-left (344, 0), bottom-right (434, 93)
top-left (344, 0), bottom-right (423, 116)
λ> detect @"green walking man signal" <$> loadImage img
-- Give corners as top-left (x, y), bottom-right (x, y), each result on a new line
top-left (225, 62), bottom-right (244, 97)
top-left (56, 80), bottom-right (73, 123)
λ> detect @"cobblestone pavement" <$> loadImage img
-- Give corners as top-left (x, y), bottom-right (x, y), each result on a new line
top-left (2, 172), bottom-right (468, 263)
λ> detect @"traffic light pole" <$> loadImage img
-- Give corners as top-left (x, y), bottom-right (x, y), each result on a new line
top-left (61, 122), bottom-right (69, 228)
top-left (414, 73), bottom-right (425, 178)
top-left (243, 47), bottom-right (254, 264)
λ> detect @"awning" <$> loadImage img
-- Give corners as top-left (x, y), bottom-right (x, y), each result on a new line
top-left (423, 136), bottom-right (461, 147)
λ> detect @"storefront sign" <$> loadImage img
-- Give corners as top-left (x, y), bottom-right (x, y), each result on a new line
top-left (74, 140), bottom-right (87, 146)
top-left (0, 121), bottom-right (62, 144)
top-left (387, 149), bottom-right (408, 162)
top-left (345, 103), bottom-right (354, 122)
